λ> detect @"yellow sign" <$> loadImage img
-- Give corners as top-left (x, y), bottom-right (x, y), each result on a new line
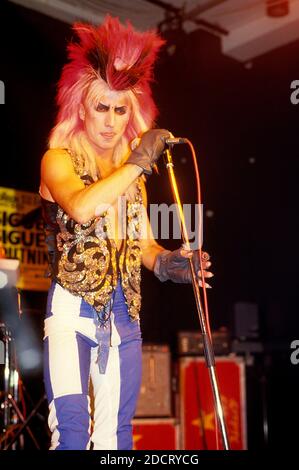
top-left (0, 186), bottom-right (50, 291)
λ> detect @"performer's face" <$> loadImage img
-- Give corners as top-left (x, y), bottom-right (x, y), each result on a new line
top-left (80, 88), bottom-right (131, 154)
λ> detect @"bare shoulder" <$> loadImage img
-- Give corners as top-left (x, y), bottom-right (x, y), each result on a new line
top-left (41, 148), bottom-right (72, 167)
top-left (40, 148), bottom-right (85, 205)
top-left (41, 148), bottom-right (79, 181)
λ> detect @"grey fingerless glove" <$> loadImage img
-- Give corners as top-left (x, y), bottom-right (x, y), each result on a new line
top-left (125, 129), bottom-right (170, 175)
top-left (154, 248), bottom-right (200, 283)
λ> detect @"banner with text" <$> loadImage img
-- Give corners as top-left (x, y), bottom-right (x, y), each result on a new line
top-left (0, 186), bottom-right (50, 291)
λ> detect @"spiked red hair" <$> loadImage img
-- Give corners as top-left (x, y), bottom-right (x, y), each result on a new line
top-left (55, 15), bottom-right (165, 130)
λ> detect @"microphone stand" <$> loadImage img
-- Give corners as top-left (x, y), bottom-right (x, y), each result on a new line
top-left (162, 146), bottom-right (230, 450)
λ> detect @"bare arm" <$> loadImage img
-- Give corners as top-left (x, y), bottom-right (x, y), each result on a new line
top-left (40, 148), bottom-right (142, 224)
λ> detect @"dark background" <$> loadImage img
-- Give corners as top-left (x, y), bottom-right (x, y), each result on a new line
top-left (0, 0), bottom-right (298, 450)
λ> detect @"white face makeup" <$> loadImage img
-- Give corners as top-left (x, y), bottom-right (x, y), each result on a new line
top-left (80, 88), bottom-right (131, 154)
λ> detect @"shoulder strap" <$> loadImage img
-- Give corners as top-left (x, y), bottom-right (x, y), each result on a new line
top-left (65, 148), bottom-right (86, 177)
top-left (65, 148), bottom-right (96, 185)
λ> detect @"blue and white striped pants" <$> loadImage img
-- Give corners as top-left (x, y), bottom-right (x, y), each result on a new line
top-left (43, 278), bottom-right (142, 450)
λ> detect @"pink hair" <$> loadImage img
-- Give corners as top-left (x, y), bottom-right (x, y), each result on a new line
top-left (49, 15), bottom-right (165, 150)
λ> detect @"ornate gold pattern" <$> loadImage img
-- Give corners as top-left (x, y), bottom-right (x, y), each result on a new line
top-left (55, 150), bottom-right (143, 321)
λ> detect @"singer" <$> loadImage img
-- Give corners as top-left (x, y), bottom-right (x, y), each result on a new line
top-left (39, 15), bottom-right (213, 450)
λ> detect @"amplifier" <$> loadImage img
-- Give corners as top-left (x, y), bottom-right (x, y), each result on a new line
top-left (178, 328), bottom-right (231, 356)
top-left (179, 356), bottom-right (247, 450)
top-left (135, 344), bottom-right (172, 417)
top-left (132, 418), bottom-right (179, 450)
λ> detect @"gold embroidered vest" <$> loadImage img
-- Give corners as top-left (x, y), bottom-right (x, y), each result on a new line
top-left (41, 151), bottom-right (143, 321)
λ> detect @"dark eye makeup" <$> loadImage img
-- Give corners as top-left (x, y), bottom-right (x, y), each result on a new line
top-left (115, 106), bottom-right (127, 115)
top-left (95, 102), bottom-right (127, 115)
top-left (96, 102), bottom-right (109, 112)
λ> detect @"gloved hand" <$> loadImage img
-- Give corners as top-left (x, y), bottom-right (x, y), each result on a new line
top-left (125, 129), bottom-right (171, 175)
top-left (153, 247), bottom-right (213, 286)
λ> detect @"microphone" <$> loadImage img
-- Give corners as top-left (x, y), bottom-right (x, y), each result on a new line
top-left (131, 136), bottom-right (187, 148)
top-left (165, 137), bottom-right (188, 145)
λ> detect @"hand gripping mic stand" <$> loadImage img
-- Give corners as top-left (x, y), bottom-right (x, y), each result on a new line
top-left (162, 140), bottom-right (230, 450)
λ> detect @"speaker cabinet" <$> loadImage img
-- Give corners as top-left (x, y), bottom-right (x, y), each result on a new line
top-left (135, 344), bottom-right (172, 417)
top-left (132, 418), bottom-right (179, 450)
top-left (179, 356), bottom-right (247, 450)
